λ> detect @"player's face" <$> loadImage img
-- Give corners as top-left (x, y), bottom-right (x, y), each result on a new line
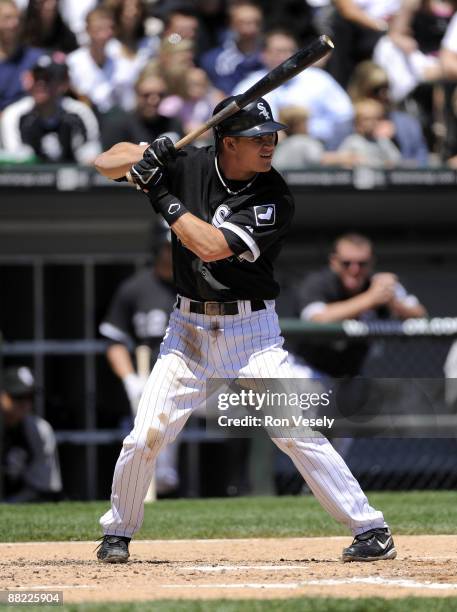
top-left (330, 241), bottom-right (373, 294)
top-left (231, 134), bottom-right (277, 174)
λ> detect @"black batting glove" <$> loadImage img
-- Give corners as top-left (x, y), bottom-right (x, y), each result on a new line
top-left (129, 158), bottom-right (163, 192)
top-left (143, 136), bottom-right (179, 168)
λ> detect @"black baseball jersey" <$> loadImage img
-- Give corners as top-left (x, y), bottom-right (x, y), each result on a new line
top-left (149, 145), bottom-right (295, 301)
top-left (296, 267), bottom-right (418, 377)
top-left (99, 268), bottom-right (176, 357)
top-left (1, 96), bottom-right (100, 163)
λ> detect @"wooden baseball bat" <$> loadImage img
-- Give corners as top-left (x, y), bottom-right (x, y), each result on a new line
top-left (174, 35), bottom-right (334, 149)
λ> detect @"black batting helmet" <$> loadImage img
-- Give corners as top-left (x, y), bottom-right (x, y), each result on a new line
top-left (213, 96), bottom-right (287, 145)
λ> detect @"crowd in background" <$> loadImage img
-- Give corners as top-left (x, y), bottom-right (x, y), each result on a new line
top-left (2, 0), bottom-right (457, 167)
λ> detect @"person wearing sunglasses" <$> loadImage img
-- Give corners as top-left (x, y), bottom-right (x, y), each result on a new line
top-left (296, 232), bottom-right (426, 378)
top-left (100, 71), bottom-right (183, 150)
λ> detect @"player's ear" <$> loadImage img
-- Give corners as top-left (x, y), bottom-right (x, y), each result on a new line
top-left (225, 137), bottom-right (237, 151)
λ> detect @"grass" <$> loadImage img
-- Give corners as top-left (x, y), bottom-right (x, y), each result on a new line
top-left (3, 599), bottom-right (457, 612)
top-left (1, 493), bottom-right (456, 611)
top-left (0, 491), bottom-right (456, 542)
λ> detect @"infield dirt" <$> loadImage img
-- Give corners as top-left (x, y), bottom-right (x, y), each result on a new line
top-left (1, 536), bottom-right (457, 603)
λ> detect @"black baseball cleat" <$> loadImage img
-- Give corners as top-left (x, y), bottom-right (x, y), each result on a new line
top-left (342, 527), bottom-right (397, 562)
top-left (96, 535), bottom-right (130, 563)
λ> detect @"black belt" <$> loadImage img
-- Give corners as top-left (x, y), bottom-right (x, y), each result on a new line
top-left (177, 297), bottom-right (266, 316)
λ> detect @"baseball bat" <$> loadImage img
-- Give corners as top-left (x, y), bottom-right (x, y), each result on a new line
top-left (174, 34), bottom-right (334, 149)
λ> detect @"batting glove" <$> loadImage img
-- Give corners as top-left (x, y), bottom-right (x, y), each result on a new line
top-left (143, 136), bottom-right (179, 168)
top-left (129, 157), bottom-right (163, 192)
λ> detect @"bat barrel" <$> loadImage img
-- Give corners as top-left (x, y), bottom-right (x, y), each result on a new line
top-left (236, 35), bottom-right (334, 109)
top-left (173, 35), bottom-right (334, 151)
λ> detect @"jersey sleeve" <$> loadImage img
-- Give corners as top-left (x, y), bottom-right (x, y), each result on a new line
top-left (218, 194), bottom-right (294, 262)
top-left (298, 272), bottom-right (332, 320)
top-left (99, 282), bottom-right (135, 347)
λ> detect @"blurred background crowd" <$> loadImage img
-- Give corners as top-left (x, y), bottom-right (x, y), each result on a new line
top-left (2, 0), bottom-right (457, 167)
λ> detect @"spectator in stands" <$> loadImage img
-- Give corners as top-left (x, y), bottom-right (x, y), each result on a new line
top-left (161, 2), bottom-right (200, 43)
top-left (373, 0), bottom-right (455, 103)
top-left (1, 366), bottom-right (63, 502)
top-left (273, 105), bottom-right (360, 169)
top-left (234, 29), bottom-right (353, 149)
top-left (0, 54), bottom-right (101, 163)
top-left (22, 0), bottom-right (78, 54)
top-left (99, 221), bottom-right (180, 496)
top-left (106, 0), bottom-right (160, 77)
top-left (348, 61), bottom-right (429, 165)
top-left (0, 0), bottom-right (43, 111)
top-left (325, 0), bottom-right (402, 88)
top-left (66, 7), bottom-right (135, 114)
top-left (338, 99), bottom-right (403, 166)
top-left (199, 0), bottom-right (264, 93)
top-left (100, 71), bottom-right (182, 149)
top-left (296, 233), bottom-right (427, 378)
top-left (159, 67), bottom-right (224, 145)
top-left (59, 0), bottom-right (97, 45)
top-left (193, 0), bottom-right (228, 55)
top-left (260, 0), bottom-right (317, 45)
top-left (142, 33), bottom-right (195, 97)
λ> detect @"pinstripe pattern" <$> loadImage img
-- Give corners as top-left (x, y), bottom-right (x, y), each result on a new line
top-left (100, 299), bottom-right (385, 538)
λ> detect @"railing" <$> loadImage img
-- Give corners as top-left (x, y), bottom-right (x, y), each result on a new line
top-left (1, 164), bottom-right (457, 190)
top-left (2, 318), bottom-right (457, 497)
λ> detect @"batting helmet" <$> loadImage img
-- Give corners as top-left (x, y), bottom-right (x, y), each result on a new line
top-left (213, 96), bottom-right (287, 145)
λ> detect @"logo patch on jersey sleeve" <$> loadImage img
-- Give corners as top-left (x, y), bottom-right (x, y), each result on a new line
top-left (254, 204), bottom-right (276, 226)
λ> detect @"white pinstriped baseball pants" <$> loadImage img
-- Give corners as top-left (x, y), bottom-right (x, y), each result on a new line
top-left (100, 298), bottom-right (386, 538)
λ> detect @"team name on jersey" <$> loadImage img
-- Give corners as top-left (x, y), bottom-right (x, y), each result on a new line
top-left (212, 204), bottom-right (232, 228)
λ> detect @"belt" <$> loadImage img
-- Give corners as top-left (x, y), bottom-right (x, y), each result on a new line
top-left (177, 296), bottom-right (266, 316)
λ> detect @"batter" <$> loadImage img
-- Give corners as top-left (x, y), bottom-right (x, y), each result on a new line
top-left (94, 96), bottom-right (396, 564)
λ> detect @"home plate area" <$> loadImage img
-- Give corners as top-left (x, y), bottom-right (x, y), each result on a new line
top-left (1, 536), bottom-right (457, 603)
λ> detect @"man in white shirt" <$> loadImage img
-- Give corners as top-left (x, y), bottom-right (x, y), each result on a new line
top-left (67, 7), bottom-right (135, 114)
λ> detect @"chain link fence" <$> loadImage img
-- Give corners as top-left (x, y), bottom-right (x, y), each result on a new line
top-left (275, 319), bottom-right (457, 492)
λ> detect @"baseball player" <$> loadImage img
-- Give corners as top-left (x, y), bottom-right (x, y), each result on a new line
top-left (94, 96), bottom-right (397, 564)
